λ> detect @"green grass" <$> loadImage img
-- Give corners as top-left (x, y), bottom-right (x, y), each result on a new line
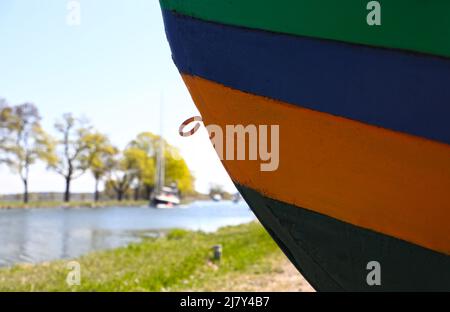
top-left (0, 222), bottom-right (282, 291)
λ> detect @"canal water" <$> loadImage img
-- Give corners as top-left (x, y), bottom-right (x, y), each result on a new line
top-left (0, 200), bottom-right (255, 267)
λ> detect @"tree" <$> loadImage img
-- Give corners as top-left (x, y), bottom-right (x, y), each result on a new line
top-left (127, 132), bottom-right (158, 198)
top-left (0, 103), bottom-right (56, 203)
top-left (122, 146), bottom-right (155, 200)
top-left (164, 147), bottom-right (194, 195)
top-left (83, 132), bottom-right (118, 201)
top-left (128, 132), bottom-right (194, 198)
top-left (51, 113), bottom-right (91, 202)
top-left (0, 98), bottom-right (11, 150)
top-left (129, 132), bottom-right (159, 155)
top-left (106, 152), bottom-right (137, 201)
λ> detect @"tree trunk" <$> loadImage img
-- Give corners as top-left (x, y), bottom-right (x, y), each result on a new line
top-left (64, 176), bottom-right (71, 202)
top-left (23, 179), bottom-right (29, 204)
top-left (117, 190), bottom-right (123, 201)
top-left (145, 185), bottom-right (153, 200)
top-left (134, 185), bottom-right (140, 201)
top-left (94, 178), bottom-right (100, 202)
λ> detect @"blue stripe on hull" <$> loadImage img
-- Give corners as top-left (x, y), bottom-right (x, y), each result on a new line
top-left (163, 10), bottom-right (450, 145)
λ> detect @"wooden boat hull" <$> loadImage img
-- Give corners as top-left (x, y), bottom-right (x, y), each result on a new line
top-left (159, 1), bottom-right (450, 291)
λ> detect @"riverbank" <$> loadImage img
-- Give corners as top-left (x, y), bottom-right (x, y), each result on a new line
top-left (0, 222), bottom-right (313, 291)
top-left (0, 194), bottom-right (207, 209)
top-left (0, 200), bottom-right (149, 209)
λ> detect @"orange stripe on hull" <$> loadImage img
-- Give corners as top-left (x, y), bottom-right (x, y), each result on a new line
top-left (182, 74), bottom-right (450, 256)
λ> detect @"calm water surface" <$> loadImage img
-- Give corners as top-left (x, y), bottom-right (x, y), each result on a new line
top-left (0, 200), bottom-right (255, 267)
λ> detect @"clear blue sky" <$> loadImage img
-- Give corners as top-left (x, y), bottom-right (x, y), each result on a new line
top-left (0, 0), bottom-right (235, 195)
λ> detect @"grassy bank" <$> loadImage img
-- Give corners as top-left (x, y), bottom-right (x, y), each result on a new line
top-left (0, 200), bottom-right (149, 209)
top-left (0, 222), bottom-right (295, 291)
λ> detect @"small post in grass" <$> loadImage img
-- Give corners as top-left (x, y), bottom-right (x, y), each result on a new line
top-left (212, 245), bottom-right (222, 261)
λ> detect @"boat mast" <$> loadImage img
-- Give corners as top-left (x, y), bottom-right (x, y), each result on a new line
top-left (155, 92), bottom-right (165, 193)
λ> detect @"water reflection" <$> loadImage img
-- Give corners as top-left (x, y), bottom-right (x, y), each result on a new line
top-left (0, 200), bottom-right (254, 267)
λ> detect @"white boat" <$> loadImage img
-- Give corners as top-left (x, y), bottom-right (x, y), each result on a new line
top-left (232, 193), bottom-right (241, 203)
top-left (151, 186), bottom-right (181, 208)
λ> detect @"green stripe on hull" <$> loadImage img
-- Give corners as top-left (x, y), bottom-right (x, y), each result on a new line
top-left (160, 0), bottom-right (450, 58)
top-left (236, 184), bottom-right (450, 291)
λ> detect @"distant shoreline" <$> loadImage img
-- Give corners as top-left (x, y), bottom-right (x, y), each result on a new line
top-left (0, 200), bottom-right (149, 210)
top-left (0, 194), bottom-right (212, 210)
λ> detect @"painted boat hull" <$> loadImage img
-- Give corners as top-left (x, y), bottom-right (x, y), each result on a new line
top-left (159, 1), bottom-right (450, 291)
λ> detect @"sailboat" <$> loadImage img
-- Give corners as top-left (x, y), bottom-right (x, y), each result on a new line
top-left (159, 0), bottom-right (450, 290)
top-left (150, 94), bottom-right (181, 209)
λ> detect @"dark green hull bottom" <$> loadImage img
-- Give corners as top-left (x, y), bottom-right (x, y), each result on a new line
top-left (236, 184), bottom-right (450, 291)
